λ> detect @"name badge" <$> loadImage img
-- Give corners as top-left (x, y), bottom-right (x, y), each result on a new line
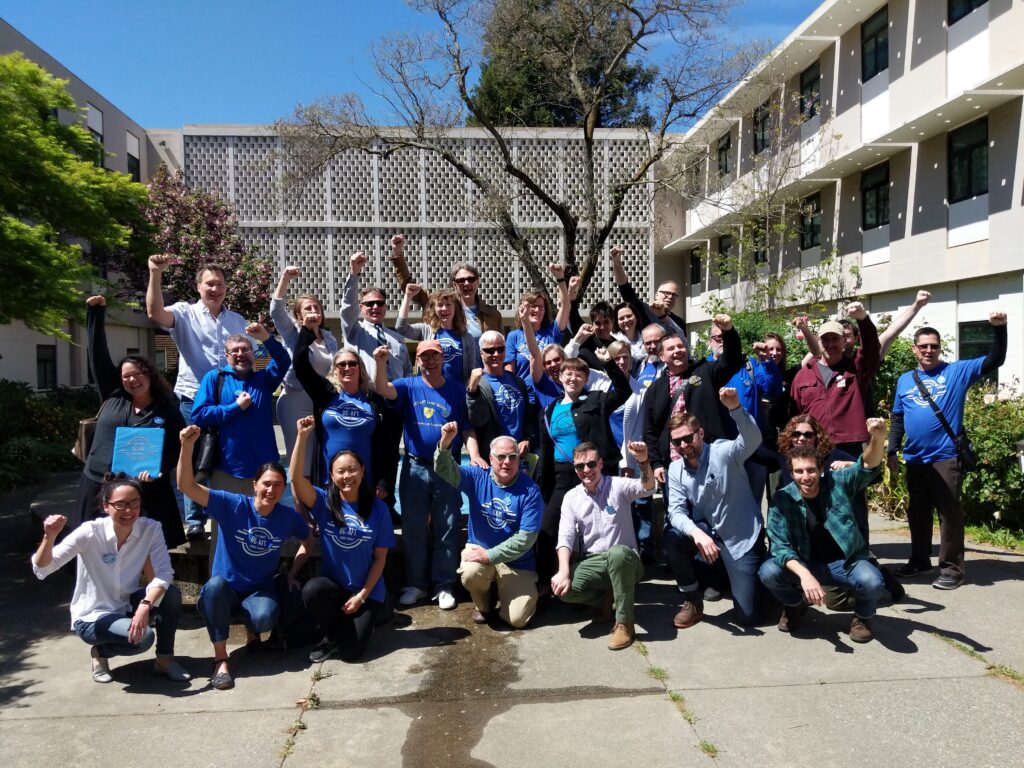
top-left (102, 553), bottom-right (117, 564)
top-left (604, 504), bottom-right (616, 515)
top-left (837, 378), bottom-right (847, 388)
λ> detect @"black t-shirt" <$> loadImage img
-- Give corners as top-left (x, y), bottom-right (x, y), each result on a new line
top-left (805, 494), bottom-right (845, 564)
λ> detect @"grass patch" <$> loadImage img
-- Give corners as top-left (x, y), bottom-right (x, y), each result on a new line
top-left (989, 664), bottom-right (1024, 685)
top-left (965, 523), bottom-right (1024, 551)
top-left (934, 632), bottom-right (1024, 686)
top-left (698, 740), bottom-right (719, 758)
top-left (647, 666), bottom-right (668, 682)
top-left (669, 691), bottom-right (696, 725)
top-left (311, 669), bottom-right (332, 682)
top-left (280, 735), bottom-right (296, 760)
top-left (633, 641), bottom-right (648, 657)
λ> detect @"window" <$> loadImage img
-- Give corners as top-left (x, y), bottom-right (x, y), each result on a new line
top-left (800, 193), bottom-right (822, 250)
top-left (949, 0), bottom-right (987, 26)
top-left (750, 222), bottom-right (768, 265)
top-left (958, 321), bottom-right (996, 386)
top-left (689, 250), bottom-right (702, 287)
top-left (126, 131), bottom-right (141, 183)
top-left (716, 132), bottom-right (732, 177)
top-left (800, 62), bottom-right (821, 121)
top-left (718, 235), bottom-right (734, 278)
top-left (37, 345), bottom-right (57, 390)
top-left (86, 103), bottom-right (104, 167)
top-left (685, 159), bottom-right (703, 195)
top-left (948, 117), bottom-right (988, 204)
top-left (155, 350), bottom-right (167, 370)
top-left (862, 163), bottom-right (890, 230)
top-left (753, 101), bottom-right (770, 155)
top-left (862, 7), bottom-right (889, 82)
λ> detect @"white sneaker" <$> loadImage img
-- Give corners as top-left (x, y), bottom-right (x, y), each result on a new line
top-left (436, 589), bottom-right (456, 610)
top-left (399, 586), bottom-right (427, 606)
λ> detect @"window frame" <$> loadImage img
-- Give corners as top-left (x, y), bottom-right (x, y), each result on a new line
top-left (36, 345), bottom-right (57, 390)
top-left (716, 131), bottom-right (732, 178)
top-left (717, 234), bottom-right (734, 278)
top-left (753, 101), bottom-right (770, 155)
top-left (949, 0), bottom-right (987, 26)
top-left (861, 162), bottom-right (890, 231)
top-left (800, 193), bottom-right (822, 250)
top-left (861, 6), bottom-right (889, 83)
top-left (958, 320), bottom-right (996, 385)
top-left (800, 61), bottom-right (821, 121)
top-left (689, 249), bottom-right (702, 288)
top-left (948, 117), bottom-right (988, 205)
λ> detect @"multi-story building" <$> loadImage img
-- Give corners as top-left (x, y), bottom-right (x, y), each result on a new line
top-left (656, 0), bottom-right (1023, 386)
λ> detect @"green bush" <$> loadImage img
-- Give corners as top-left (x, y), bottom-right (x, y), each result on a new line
top-left (872, 336), bottom-right (917, 417)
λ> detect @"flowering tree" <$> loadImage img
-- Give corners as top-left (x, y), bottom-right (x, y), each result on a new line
top-left (143, 165), bottom-right (275, 324)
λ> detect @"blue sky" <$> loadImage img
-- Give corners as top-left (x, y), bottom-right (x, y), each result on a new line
top-left (0, 0), bottom-right (822, 128)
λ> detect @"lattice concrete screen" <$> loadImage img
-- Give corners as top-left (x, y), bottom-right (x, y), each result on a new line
top-left (181, 128), bottom-right (655, 316)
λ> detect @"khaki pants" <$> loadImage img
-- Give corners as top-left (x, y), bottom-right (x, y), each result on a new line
top-left (459, 553), bottom-right (538, 628)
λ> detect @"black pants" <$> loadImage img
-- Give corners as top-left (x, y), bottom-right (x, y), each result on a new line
top-left (537, 462), bottom-right (581, 584)
top-left (301, 576), bottom-right (377, 661)
top-left (906, 459), bottom-right (964, 578)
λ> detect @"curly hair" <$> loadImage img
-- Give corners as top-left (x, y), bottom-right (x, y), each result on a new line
top-left (118, 355), bottom-right (174, 404)
top-left (777, 414), bottom-right (833, 458)
top-left (423, 288), bottom-right (467, 335)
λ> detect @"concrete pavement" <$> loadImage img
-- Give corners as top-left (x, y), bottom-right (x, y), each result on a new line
top-left (2, 476), bottom-right (1022, 768)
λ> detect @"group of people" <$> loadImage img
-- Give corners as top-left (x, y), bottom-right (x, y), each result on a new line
top-left (32, 234), bottom-right (1009, 686)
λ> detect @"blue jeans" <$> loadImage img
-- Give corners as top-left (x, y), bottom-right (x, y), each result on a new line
top-left (74, 585), bottom-right (182, 658)
top-left (198, 575), bottom-right (279, 643)
top-left (177, 395), bottom-right (206, 527)
top-left (399, 457), bottom-right (459, 593)
top-left (758, 557), bottom-right (885, 618)
top-left (663, 524), bottom-right (765, 625)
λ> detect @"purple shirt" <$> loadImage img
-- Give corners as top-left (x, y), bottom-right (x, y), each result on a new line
top-left (557, 476), bottom-right (653, 554)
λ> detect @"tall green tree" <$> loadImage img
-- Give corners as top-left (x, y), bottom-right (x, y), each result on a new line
top-left (0, 52), bottom-right (149, 337)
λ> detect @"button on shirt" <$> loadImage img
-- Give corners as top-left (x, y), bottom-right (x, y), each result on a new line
top-left (32, 517), bottom-right (173, 628)
top-left (165, 301), bottom-right (249, 399)
top-left (557, 476), bottom-right (653, 554)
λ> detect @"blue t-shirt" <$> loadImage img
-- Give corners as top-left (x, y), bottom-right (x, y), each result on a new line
top-left (436, 328), bottom-right (465, 384)
top-left (464, 305), bottom-right (482, 339)
top-left (549, 400), bottom-right (578, 464)
top-left (309, 487), bottom-right (395, 603)
top-left (392, 375), bottom-right (470, 458)
top-left (893, 359), bottom-right (984, 464)
top-left (457, 465), bottom-right (543, 572)
top-left (484, 372), bottom-right (529, 440)
top-left (528, 373), bottom-right (563, 410)
top-left (321, 391), bottom-right (377, 485)
top-left (206, 490), bottom-right (311, 592)
top-left (505, 322), bottom-right (562, 382)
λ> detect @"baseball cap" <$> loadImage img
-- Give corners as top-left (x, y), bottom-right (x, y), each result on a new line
top-left (818, 320), bottom-right (845, 338)
top-left (416, 340), bottom-right (443, 356)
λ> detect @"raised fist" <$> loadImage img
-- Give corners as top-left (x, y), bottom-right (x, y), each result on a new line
top-left (845, 302), bottom-right (867, 321)
top-left (86, 295), bottom-right (106, 307)
top-left (373, 345), bottom-right (390, 363)
top-left (989, 311), bottom-right (1007, 326)
top-left (180, 424), bottom-right (201, 444)
top-left (468, 367), bottom-right (484, 392)
top-left (296, 415), bottom-right (315, 435)
top-left (43, 514), bottom-right (67, 538)
top-left (914, 290), bottom-right (931, 308)
top-left (719, 387), bottom-right (740, 410)
top-left (148, 254), bottom-right (172, 273)
top-left (390, 234), bottom-right (405, 252)
top-left (350, 251), bottom-right (368, 274)
top-left (711, 313), bottom-right (733, 331)
top-left (246, 322), bottom-right (269, 342)
top-left (548, 263), bottom-right (565, 281)
top-left (626, 441), bottom-right (648, 464)
top-left (866, 417), bottom-right (887, 437)
top-left (405, 283), bottom-right (421, 299)
top-left (439, 421), bottom-right (459, 448)
top-left (610, 245), bottom-right (623, 261)
top-left (283, 265), bottom-right (300, 280)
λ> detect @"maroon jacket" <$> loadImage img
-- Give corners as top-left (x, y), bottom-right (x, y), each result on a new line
top-left (790, 317), bottom-right (880, 445)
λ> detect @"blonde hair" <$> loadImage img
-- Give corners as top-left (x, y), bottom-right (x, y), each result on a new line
top-left (326, 349), bottom-right (370, 395)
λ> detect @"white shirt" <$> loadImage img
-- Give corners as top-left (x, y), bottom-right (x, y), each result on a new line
top-left (33, 517), bottom-right (173, 628)
top-left (557, 476), bottom-right (652, 554)
top-left (165, 301), bottom-right (249, 399)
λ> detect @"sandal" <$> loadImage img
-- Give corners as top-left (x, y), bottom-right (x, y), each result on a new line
top-left (210, 658), bottom-right (234, 690)
top-left (91, 646), bottom-right (112, 683)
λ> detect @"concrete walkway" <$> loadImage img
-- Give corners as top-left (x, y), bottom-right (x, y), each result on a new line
top-left (2, 475), bottom-right (1022, 768)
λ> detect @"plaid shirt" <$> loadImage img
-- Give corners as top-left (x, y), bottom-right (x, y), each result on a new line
top-left (767, 458), bottom-right (880, 569)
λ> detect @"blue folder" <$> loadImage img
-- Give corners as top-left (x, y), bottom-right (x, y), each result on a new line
top-left (111, 427), bottom-right (164, 477)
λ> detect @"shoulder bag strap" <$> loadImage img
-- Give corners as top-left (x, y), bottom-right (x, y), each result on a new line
top-left (911, 370), bottom-right (958, 442)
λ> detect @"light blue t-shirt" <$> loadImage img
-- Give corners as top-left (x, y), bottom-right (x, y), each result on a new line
top-left (549, 400), bottom-right (578, 464)
top-left (464, 305), bottom-right (482, 339)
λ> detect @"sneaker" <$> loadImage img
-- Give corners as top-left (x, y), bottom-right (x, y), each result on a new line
top-left (308, 637), bottom-right (338, 663)
top-left (185, 523), bottom-right (207, 542)
top-left (778, 603), bottom-right (807, 633)
top-left (849, 616), bottom-right (874, 643)
top-left (894, 561), bottom-right (934, 578)
top-left (154, 658), bottom-right (192, 682)
top-left (436, 589), bottom-right (456, 610)
top-left (932, 573), bottom-right (965, 590)
top-left (702, 586), bottom-right (723, 602)
top-left (399, 586), bottom-right (427, 606)
top-left (672, 600), bottom-right (704, 629)
top-left (607, 621), bottom-right (635, 650)
top-left (91, 646), bottom-right (112, 683)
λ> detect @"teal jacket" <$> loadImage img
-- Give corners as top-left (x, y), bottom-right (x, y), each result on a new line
top-left (767, 458), bottom-right (880, 569)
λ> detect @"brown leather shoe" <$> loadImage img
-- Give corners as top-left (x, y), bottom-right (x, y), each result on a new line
top-left (592, 590), bottom-right (614, 624)
top-left (607, 621), bottom-right (635, 650)
top-left (673, 600), bottom-right (704, 629)
top-left (778, 603), bottom-right (807, 633)
top-left (849, 616), bottom-right (873, 643)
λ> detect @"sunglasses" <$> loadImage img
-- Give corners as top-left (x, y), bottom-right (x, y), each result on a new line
top-left (491, 453), bottom-right (519, 462)
top-left (361, 300), bottom-right (386, 308)
top-left (792, 429), bottom-right (816, 439)
top-left (482, 346), bottom-right (504, 355)
top-left (335, 360), bottom-right (359, 369)
top-left (573, 459), bottom-right (599, 472)
top-left (454, 276), bottom-right (478, 285)
top-left (108, 499), bottom-right (142, 512)
top-left (915, 343), bottom-right (940, 350)
top-left (670, 434), bottom-right (696, 448)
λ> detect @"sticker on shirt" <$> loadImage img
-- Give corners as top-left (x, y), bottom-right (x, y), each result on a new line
top-left (604, 504), bottom-right (616, 515)
top-left (322, 516), bottom-right (374, 550)
top-left (325, 402), bottom-right (374, 429)
top-left (481, 495), bottom-right (518, 531)
top-left (494, 382), bottom-right (523, 411)
top-left (414, 398), bottom-right (450, 422)
top-left (235, 526), bottom-right (284, 557)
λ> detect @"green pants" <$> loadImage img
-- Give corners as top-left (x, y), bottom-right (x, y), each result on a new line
top-left (562, 545), bottom-right (644, 623)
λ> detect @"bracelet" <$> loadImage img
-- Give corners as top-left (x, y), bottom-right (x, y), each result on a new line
top-left (556, 277), bottom-right (567, 284)
top-left (140, 599), bottom-right (153, 607)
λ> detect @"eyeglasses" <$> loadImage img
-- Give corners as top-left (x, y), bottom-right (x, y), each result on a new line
top-left (573, 459), bottom-right (599, 472)
top-left (658, 289), bottom-right (679, 298)
top-left (709, 334), bottom-right (723, 343)
top-left (120, 371), bottom-right (148, 381)
top-left (915, 343), bottom-right (940, 350)
top-left (108, 499), bottom-right (142, 512)
top-left (491, 453), bottom-right (519, 462)
top-left (335, 360), bottom-right (359, 369)
top-left (454, 276), bottom-right (478, 285)
top-left (670, 434), bottom-right (696, 448)
top-left (361, 300), bottom-right (386, 309)
top-left (792, 430), bottom-right (816, 440)
top-left (482, 346), bottom-right (504, 355)
top-left (227, 348), bottom-right (252, 357)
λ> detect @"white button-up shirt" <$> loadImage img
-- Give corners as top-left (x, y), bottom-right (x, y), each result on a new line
top-left (165, 301), bottom-right (249, 399)
top-left (32, 517), bottom-right (173, 628)
top-left (557, 475), bottom-right (652, 554)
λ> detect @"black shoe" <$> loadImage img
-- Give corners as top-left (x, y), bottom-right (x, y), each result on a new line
top-left (308, 637), bottom-right (338, 663)
top-left (894, 561), bottom-right (933, 578)
top-left (778, 603), bottom-right (807, 633)
top-left (881, 566), bottom-right (906, 603)
top-left (186, 524), bottom-right (207, 542)
top-left (932, 573), bottom-right (964, 590)
top-left (703, 586), bottom-right (723, 602)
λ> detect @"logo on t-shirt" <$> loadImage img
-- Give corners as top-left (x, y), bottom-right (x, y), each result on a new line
top-left (481, 495), bottom-right (517, 531)
top-left (907, 377), bottom-right (948, 408)
top-left (494, 382), bottom-right (523, 411)
top-left (323, 515), bottom-right (373, 550)
top-left (325, 401), bottom-right (374, 429)
top-left (423, 406), bottom-right (435, 419)
top-left (235, 526), bottom-right (283, 557)
top-left (438, 335), bottom-right (461, 364)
